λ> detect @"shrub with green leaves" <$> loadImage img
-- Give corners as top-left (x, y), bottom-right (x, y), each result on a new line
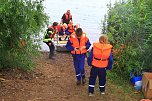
top-left (0, 0), bottom-right (49, 70)
top-left (105, 0), bottom-right (152, 78)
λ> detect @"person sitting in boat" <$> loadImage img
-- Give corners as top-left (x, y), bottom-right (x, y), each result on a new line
top-left (64, 21), bottom-right (79, 40)
top-left (67, 20), bottom-right (75, 35)
top-left (60, 10), bottom-right (72, 25)
top-left (58, 23), bottom-right (68, 41)
top-left (43, 22), bottom-right (59, 60)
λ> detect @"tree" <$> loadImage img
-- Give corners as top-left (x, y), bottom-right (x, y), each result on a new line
top-left (0, 0), bottom-right (49, 70)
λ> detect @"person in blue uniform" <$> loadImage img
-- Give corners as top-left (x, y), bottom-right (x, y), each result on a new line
top-left (87, 34), bottom-right (113, 96)
top-left (66, 28), bottom-right (91, 85)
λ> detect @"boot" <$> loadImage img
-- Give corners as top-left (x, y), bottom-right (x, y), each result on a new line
top-left (76, 80), bottom-right (81, 85)
top-left (50, 56), bottom-right (55, 60)
top-left (49, 53), bottom-right (55, 60)
top-left (82, 78), bottom-right (86, 84)
top-left (89, 93), bottom-right (94, 97)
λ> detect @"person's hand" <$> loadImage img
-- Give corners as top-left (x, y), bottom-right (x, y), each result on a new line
top-left (60, 20), bottom-right (63, 25)
top-left (48, 43), bottom-right (52, 46)
top-left (74, 47), bottom-right (79, 51)
top-left (80, 46), bottom-right (86, 50)
top-left (63, 34), bottom-right (66, 37)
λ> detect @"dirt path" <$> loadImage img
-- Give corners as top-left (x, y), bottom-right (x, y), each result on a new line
top-left (0, 52), bottom-right (140, 101)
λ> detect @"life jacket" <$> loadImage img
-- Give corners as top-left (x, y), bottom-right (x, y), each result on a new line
top-left (92, 43), bottom-right (112, 68)
top-left (61, 25), bottom-right (66, 32)
top-left (53, 25), bottom-right (61, 33)
top-left (65, 13), bottom-right (72, 20)
top-left (68, 24), bottom-right (75, 33)
top-left (59, 25), bottom-right (66, 35)
top-left (70, 32), bottom-right (88, 54)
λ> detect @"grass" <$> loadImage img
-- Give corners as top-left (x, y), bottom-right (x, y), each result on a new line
top-left (106, 71), bottom-right (144, 101)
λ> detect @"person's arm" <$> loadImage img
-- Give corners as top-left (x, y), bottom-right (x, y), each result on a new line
top-left (50, 30), bottom-right (57, 38)
top-left (79, 38), bottom-right (91, 50)
top-left (87, 48), bottom-right (93, 66)
top-left (86, 39), bottom-right (91, 50)
top-left (65, 39), bottom-right (74, 51)
top-left (106, 52), bottom-right (113, 70)
top-left (60, 19), bottom-right (63, 24)
top-left (70, 14), bottom-right (72, 21)
top-left (60, 14), bottom-right (65, 24)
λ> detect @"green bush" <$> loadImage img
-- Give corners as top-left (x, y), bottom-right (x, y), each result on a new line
top-left (0, 0), bottom-right (49, 70)
top-left (105, 0), bottom-right (152, 78)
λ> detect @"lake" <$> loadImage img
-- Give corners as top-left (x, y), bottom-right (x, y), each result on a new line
top-left (41, 0), bottom-right (116, 51)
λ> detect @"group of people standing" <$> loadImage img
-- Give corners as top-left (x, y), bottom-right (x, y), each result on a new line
top-left (43, 10), bottom-right (113, 96)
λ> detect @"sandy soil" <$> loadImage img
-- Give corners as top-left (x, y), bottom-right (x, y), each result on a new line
top-left (0, 52), bottom-right (141, 101)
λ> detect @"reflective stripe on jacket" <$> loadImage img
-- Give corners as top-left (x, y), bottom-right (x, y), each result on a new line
top-left (92, 43), bottom-right (112, 68)
top-left (46, 26), bottom-right (59, 39)
top-left (43, 31), bottom-right (52, 42)
top-left (43, 26), bottom-right (55, 42)
top-left (70, 32), bottom-right (88, 54)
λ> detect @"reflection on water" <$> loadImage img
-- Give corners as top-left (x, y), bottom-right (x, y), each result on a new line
top-left (41, 0), bottom-right (115, 51)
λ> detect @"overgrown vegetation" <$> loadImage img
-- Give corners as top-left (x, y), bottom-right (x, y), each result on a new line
top-left (107, 71), bottom-right (143, 100)
top-left (104, 0), bottom-right (152, 79)
top-left (0, 0), bottom-right (49, 70)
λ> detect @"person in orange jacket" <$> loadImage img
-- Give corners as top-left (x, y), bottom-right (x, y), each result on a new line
top-left (87, 34), bottom-right (113, 96)
top-left (60, 10), bottom-right (72, 25)
top-left (58, 23), bottom-right (68, 41)
top-left (64, 21), bottom-right (76, 40)
top-left (67, 21), bottom-right (80, 35)
top-left (66, 28), bottom-right (91, 85)
top-left (67, 21), bottom-right (75, 35)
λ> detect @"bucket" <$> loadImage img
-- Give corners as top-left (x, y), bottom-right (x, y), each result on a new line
top-left (134, 81), bottom-right (142, 90)
top-left (130, 75), bottom-right (142, 85)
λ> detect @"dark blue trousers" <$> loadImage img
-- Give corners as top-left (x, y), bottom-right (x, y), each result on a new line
top-left (88, 66), bottom-right (106, 93)
top-left (72, 54), bottom-right (86, 81)
top-left (46, 41), bottom-right (55, 58)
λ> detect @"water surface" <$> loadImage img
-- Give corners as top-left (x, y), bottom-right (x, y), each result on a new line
top-left (41, 0), bottom-right (115, 51)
